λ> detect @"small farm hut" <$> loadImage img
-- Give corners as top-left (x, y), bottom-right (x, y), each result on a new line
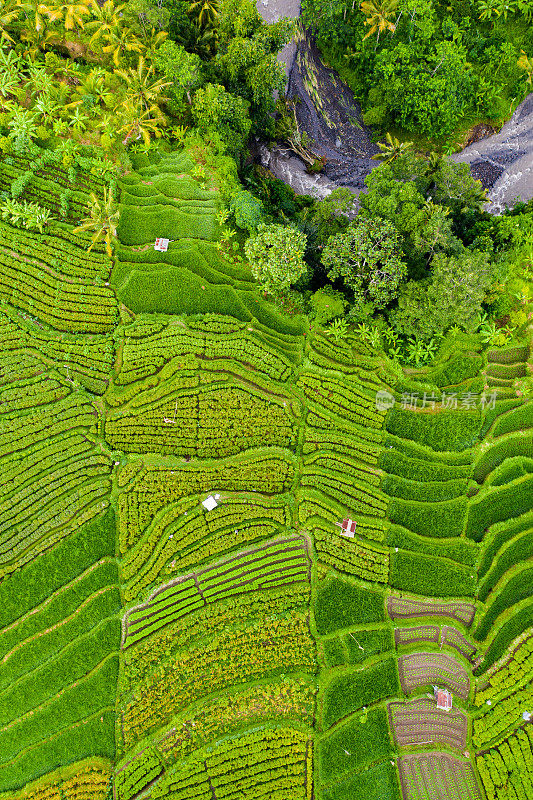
top-left (335, 518), bottom-right (357, 538)
top-left (434, 687), bottom-right (453, 711)
top-left (202, 494), bottom-right (220, 511)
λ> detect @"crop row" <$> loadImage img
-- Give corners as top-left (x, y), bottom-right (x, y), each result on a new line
top-left (300, 470), bottom-right (387, 517)
top-left (4, 761), bottom-right (112, 800)
top-left (475, 564), bottom-right (533, 641)
top-left (298, 492), bottom-right (388, 542)
top-left (105, 383), bottom-right (297, 457)
top-left (466, 472), bottom-right (533, 542)
top-left (305, 408), bottom-right (384, 445)
top-left (322, 656), bottom-right (400, 730)
top-left (399, 753), bottom-right (482, 800)
top-left (389, 550), bottom-right (476, 599)
top-left (323, 626), bottom-right (394, 669)
top-left (116, 319), bottom-right (296, 384)
top-left (297, 373), bottom-right (385, 429)
top-left (155, 680), bottom-right (315, 766)
top-left (399, 652), bottom-right (470, 698)
top-left (309, 332), bottom-right (382, 372)
top-left (312, 522), bottom-right (389, 583)
top-left (389, 699), bottom-right (468, 750)
top-left (0, 670), bottom-right (117, 791)
top-left (473, 679), bottom-right (533, 748)
top-left (0, 375), bottom-right (69, 414)
top-left (475, 634), bottom-right (533, 707)
top-left (478, 527), bottom-right (533, 603)
top-left (115, 748), bottom-right (162, 800)
top-left (379, 444), bottom-right (473, 482)
top-left (122, 495), bottom-right (290, 600)
top-left (387, 595), bottom-right (476, 626)
top-left (121, 582), bottom-right (311, 699)
top-left (477, 727), bottom-right (533, 800)
top-left (121, 614), bottom-right (316, 748)
top-left (0, 219), bottom-right (111, 283)
top-left (302, 427), bottom-right (382, 464)
top-left (304, 451), bottom-right (382, 486)
top-left (124, 537), bottom-right (309, 645)
top-left (0, 306), bottom-right (114, 394)
top-left (118, 450), bottom-right (296, 544)
top-left (0, 251), bottom-right (117, 334)
top-left (386, 405), bottom-right (482, 453)
top-left (150, 727), bottom-right (308, 800)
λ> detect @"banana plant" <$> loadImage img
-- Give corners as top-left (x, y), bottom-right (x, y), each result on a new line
top-left (326, 317), bottom-right (349, 343)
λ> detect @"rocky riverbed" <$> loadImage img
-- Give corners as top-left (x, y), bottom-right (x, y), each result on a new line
top-left (256, 2), bottom-right (533, 211)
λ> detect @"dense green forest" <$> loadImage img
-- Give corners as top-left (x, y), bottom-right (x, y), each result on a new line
top-left (0, 0), bottom-right (532, 371)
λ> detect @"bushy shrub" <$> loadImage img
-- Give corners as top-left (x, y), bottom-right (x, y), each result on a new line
top-left (192, 83), bottom-right (252, 156)
top-left (244, 223), bottom-right (307, 294)
top-left (230, 189), bottom-right (265, 232)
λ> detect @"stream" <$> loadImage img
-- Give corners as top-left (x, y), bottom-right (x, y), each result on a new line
top-left (256, 3), bottom-right (533, 212)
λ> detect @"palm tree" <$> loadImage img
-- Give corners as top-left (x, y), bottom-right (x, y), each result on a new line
top-left (102, 24), bottom-right (145, 67)
top-left (114, 56), bottom-right (170, 113)
top-left (371, 132), bottom-right (413, 163)
top-left (73, 186), bottom-right (119, 257)
top-left (54, 0), bottom-right (91, 31)
top-left (360, 0), bottom-right (398, 46)
top-left (17, 6), bottom-right (56, 57)
top-left (0, 0), bottom-right (19, 43)
top-left (188, 0), bottom-right (219, 28)
top-left (518, 50), bottom-right (533, 85)
top-left (0, 46), bottom-right (21, 99)
top-left (66, 68), bottom-right (115, 112)
top-left (86, 1), bottom-right (144, 66)
top-left (86, 0), bottom-right (124, 42)
top-left (116, 99), bottom-right (166, 146)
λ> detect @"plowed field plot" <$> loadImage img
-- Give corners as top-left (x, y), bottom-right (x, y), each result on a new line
top-left (442, 627), bottom-right (477, 661)
top-left (389, 699), bottom-right (468, 750)
top-left (399, 653), bottom-right (470, 699)
top-left (388, 595), bottom-right (475, 626)
top-left (395, 626), bottom-right (440, 648)
top-left (399, 752), bottom-right (482, 800)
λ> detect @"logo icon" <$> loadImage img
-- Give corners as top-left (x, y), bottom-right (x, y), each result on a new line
top-left (375, 390), bottom-right (395, 411)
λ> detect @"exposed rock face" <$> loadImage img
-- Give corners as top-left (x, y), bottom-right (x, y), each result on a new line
top-left (451, 94), bottom-right (533, 213)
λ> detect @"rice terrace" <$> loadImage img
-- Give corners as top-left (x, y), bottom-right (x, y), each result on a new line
top-left (0, 1), bottom-right (533, 800)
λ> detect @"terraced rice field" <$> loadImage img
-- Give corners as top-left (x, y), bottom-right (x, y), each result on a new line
top-left (2, 143), bottom-right (532, 800)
